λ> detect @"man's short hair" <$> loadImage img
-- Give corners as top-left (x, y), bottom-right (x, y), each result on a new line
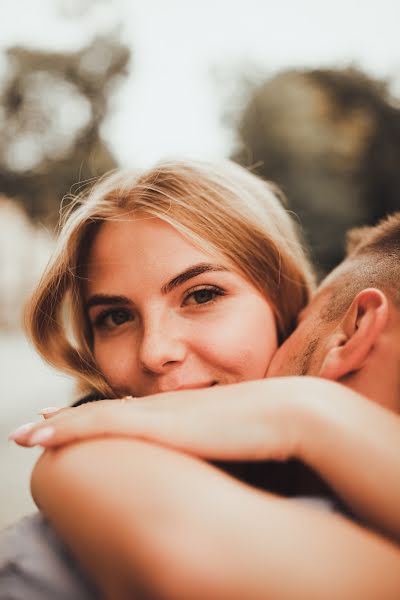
top-left (319, 212), bottom-right (400, 322)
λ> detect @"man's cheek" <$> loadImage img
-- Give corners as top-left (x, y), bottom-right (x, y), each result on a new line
top-left (266, 345), bottom-right (292, 377)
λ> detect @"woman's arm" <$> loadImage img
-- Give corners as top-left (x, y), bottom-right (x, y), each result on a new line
top-left (17, 377), bottom-right (400, 540)
top-left (31, 436), bottom-right (400, 600)
top-left (294, 378), bottom-right (400, 540)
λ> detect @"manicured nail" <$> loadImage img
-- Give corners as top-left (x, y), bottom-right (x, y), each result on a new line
top-left (8, 422), bottom-right (35, 441)
top-left (38, 407), bottom-right (59, 415)
top-left (28, 427), bottom-right (55, 446)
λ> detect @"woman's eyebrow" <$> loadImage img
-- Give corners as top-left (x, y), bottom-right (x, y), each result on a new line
top-left (161, 262), bottom-right (228, 294)
top-left (85, 294), bottom-right (131, 311)
top-left (85, 263), bottom-right (228, 310)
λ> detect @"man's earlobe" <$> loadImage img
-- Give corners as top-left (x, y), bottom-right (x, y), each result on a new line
top-left (318, 288), bottom-right (389, 381)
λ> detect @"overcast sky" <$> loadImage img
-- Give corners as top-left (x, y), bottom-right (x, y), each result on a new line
top-left (1, 0), bottom-right (400, 167)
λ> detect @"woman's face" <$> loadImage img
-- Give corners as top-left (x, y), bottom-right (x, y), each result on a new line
top-left (85, 216), bottom-right (278, 397)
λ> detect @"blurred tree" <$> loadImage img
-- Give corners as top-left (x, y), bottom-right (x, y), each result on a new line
top-left (0, 196), bottom-right (53, 329)
top-left (0, 34), bottom-right (130, 223)
top-left (234, 68), bottom-right (400, 274)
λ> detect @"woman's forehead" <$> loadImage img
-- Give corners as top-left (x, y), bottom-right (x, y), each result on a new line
top-left (88, 216), bottom-right (216, 263)
top-left (85, 217), bottom-right (239, 293)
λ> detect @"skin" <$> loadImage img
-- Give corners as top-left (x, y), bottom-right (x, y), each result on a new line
top-left (268, 285), bottom-right (400, 413)
top-left (86, 216), bottom-right (278, 396)
top-left (16, 283), bottom-right (400, 543)
top-left (266, 291), bottom-right (330, 378)
top-left (13, 242), bottom-right (400, 540)
top-left (10, 221), bottom-right (400, 598)
top-left (30, 436), bottom-right (400, 600)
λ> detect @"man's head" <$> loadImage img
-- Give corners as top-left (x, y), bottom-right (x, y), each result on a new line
top-left (268, 212), bottom-right (400, 413)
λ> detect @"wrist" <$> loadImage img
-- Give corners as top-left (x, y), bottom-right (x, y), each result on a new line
top-left (257, 377), bottom-right (325, 462)
top-left (268, 376), bottom-right (333, 464)
top-left (287, 377), bottom-right (354, 468)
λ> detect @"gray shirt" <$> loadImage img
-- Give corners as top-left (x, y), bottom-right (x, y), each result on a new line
top-left (0, 512), bottom-right (97, 599)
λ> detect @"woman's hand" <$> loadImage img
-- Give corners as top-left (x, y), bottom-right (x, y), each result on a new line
top-left (11, 376), bottom-right (400, 538)
top-left (9, 378), bottom-right (308, 462)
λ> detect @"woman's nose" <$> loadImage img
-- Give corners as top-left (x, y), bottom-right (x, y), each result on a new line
top-left (138, 318), bottom-right (187, 374)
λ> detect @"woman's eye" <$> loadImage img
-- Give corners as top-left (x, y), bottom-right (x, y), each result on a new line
top-left (183, 286), bottom-right (224, 306)
top-left (94, 309), bottom-right (133, 330)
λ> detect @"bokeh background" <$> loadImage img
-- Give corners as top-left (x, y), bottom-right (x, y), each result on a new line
top-left (1, 0), bottom-right (400, 528)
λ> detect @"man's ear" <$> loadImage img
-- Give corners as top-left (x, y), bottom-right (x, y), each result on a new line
top-left (318, 288), bottom-right (389, 381)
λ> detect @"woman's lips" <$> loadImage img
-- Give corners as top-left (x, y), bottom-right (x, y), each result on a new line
top-left (138, 381), bottom-right (219, 395)
top-left (171, 381), bottom-right (218, 392)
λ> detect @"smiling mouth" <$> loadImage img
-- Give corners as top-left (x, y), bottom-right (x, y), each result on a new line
top-left (172, 381), bottom-right (218, 392)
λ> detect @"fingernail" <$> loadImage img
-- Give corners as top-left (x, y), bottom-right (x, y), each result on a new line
top-left (38, 407), bottom-right (59, 415)
top-left (28, 427), bottom-right (55, 446)
top-left (8, 422), bottom-right (36, 441)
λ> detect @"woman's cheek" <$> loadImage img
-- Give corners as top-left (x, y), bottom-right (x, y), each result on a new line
top-left (198, 309), bottom-right (277, 379)
top-left (94, 340), bottom-right (134, 390)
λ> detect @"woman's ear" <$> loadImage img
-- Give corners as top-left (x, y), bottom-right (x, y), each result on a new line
top-left (318, 288), bottom-right (389, 381)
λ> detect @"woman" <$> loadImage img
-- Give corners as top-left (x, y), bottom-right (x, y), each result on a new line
top-left (8, 160), bottom-right (400, 598)
top-left (24, 159), bottom-right (314, 399)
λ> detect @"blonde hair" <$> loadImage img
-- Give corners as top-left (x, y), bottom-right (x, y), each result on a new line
top-left (26, 159), bottom-right (315, 397)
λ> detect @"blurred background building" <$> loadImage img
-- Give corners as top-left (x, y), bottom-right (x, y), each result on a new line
top-left (1, 0), bottom-right (400, 527)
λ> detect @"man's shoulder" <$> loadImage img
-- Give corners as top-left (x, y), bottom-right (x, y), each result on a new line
top-left (0, 512), bottom-right (97, 600)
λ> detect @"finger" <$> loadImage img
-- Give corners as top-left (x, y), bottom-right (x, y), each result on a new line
top-left (39, 407), bottom-right (66, 420)
top-left (9, 401), bottom-right (198, 451)
top-left (42, 408), bottom-right (73, 420)
top-left (8, 422), bottom-right (37, 446)
top-left (9, 401), bottom-right (145, 448)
